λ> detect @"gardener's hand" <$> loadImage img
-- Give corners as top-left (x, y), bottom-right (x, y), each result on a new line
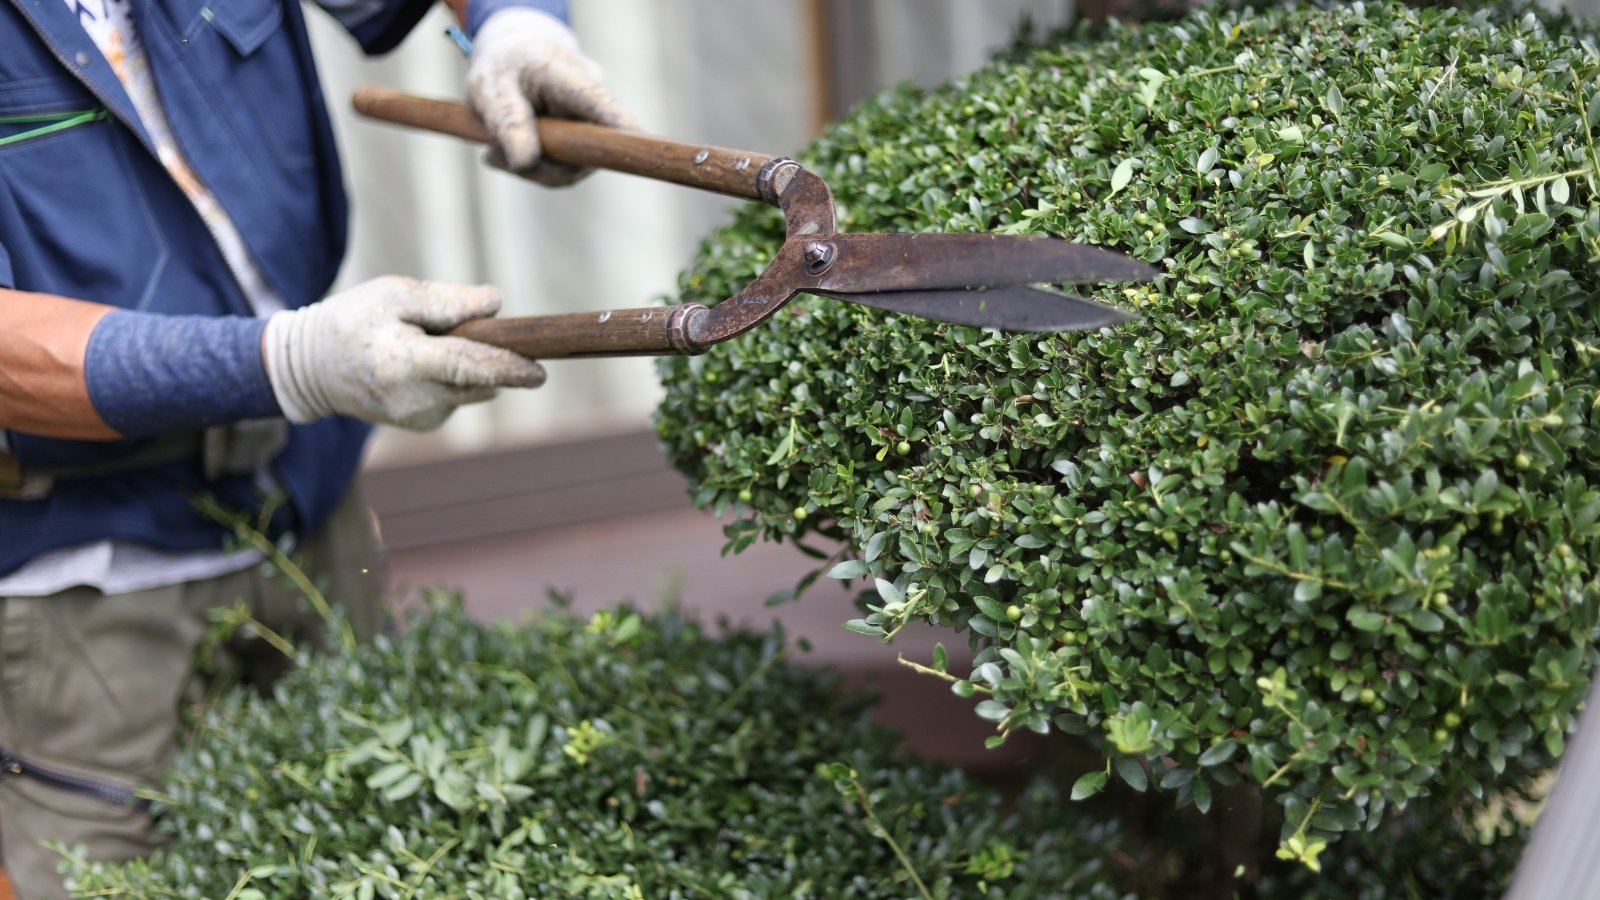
top-left (467, 7), bottom-right (638, 186)
top-left (263, 276), bottom-right (545, 431)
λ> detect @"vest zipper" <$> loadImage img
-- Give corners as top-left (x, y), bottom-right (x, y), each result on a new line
top-left (0, 743), bottom-right (150, 811)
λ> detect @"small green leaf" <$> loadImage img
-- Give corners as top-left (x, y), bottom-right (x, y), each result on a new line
top-left (382, 772), bottom-right (425, 802)
top-left (1194, 775), bottom-right (1213, 814)
top-left (973, 595), bottom-right (1010, 622)
top-left (1349, 608), bottom-right (1387, 632)
top-left (1071, 770), bottom-right (1108, 801)
top-left (765, 418), bottom-right (797, 465)
top-left (844, 619), bottom-right (887, 637)
top-left (366, 762), bottom-right (411, 791)
top-left (1110, 158), bottom-right (1136, 196)
top-left (827, 560), bottom-right (870, 579)
top-left (875, 578), bottom-right (905, 606)
top-left (1410, 610), bottom-right (1445, 633)
top-left (976, 700), bottom-right (1010, 721)
top-left (1551, 175), bottom-right (1570, 204)
top-left (1114, 755), bottom-right (1149, 792)
top-left (377, 716), bottom-right (413, 746)
top-left (1375, 231), bottom-right (1412, 250)
top-left (1198, 740), bottom-right (1238, 767)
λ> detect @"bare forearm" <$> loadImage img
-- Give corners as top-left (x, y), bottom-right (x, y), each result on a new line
top-left (0, 288), bottom-right (119, 440)
top-left (1, 276), bottom-right (543, 445)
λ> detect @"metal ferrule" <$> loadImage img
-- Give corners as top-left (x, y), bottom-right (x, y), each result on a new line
top-left (755, 158), bottom-right (801, 205)
top-left (669, 304), bottom-right (713, 355)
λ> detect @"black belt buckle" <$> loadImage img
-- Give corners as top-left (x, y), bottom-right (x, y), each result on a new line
top-left (0, 451), bottom-right (53, 501)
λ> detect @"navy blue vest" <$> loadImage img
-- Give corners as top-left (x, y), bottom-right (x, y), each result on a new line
top-left (0, 0), bottom-right (436, 575)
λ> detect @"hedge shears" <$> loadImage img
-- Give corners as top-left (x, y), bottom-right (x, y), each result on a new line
top-left (351, 86), bottom-right (1154, 359)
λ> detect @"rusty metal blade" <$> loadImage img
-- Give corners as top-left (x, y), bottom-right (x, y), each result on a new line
top-left (806, 285), bottom-right (1135, 332)
top-left (808, 233), bottom-right (1158, 295)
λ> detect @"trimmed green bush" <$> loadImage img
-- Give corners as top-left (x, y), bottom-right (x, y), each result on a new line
top-left (656, 0), bottom-right (1600, 873)
top-left (61, 598), bottom-right (1133, 899)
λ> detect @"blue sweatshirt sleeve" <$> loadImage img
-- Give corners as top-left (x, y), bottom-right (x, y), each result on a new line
top-left (312, 0), bottom-right (567, 56)
top-left (466, 0), bottom-right (566, 37)
top-left (84, 311), bottom-right (282, 439)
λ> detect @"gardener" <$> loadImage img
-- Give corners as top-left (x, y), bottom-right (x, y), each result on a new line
top-left (0, 0), bottom-right (633, 894)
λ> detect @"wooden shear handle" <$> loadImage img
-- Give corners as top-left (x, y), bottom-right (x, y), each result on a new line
top-left (448, 305), bottom-right (711, 360)
top-left (352, 85), bottom-right (779, 202)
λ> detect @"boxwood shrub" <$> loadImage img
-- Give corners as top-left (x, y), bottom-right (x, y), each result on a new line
top-left (59, 598), bottom-right (1134, 899)
top-left (655, 0), bottom-right (1600, 870)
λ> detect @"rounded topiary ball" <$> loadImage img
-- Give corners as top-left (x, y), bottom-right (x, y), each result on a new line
top-left (657, 0), bottom-right (1600, 858)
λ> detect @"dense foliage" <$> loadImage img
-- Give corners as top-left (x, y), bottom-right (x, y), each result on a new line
top-left (61, 598), bottom-right (1133, 899)
top-left (656, 0), bottom-right (1600, 867)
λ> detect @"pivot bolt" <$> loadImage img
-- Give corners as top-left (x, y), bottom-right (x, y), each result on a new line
top-left (802, 241), bottom-right (836, 275)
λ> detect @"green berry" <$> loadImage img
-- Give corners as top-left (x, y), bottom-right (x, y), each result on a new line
top-left (793, 506), bottom-right (809, 521)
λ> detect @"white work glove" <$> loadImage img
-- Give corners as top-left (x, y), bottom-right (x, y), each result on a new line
top-left (263, 276), bottom-right (545, 431)
top-left (466, 7), bottom-right (638, 186)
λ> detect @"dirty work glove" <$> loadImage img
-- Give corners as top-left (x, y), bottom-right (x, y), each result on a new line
top-left (466, 7), bottom-right (638, 186)
top-left (263, 276), bottom-right (545, 431)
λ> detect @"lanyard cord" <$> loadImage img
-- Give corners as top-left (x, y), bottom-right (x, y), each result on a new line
top-left (0, 108), bottom-right (109, 148)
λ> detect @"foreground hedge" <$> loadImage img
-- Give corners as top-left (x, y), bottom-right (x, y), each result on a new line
top-left (62, 599), bottom-right (1132, 899)
top-left (656, 0), bottom-right (1600, 867)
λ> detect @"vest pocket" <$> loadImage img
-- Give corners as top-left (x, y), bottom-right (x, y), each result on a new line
top-left (0, 75), bottom-right (170, 311)
top-left (156, 0), bottom-right (316, 172)
top-left (0, 72), bottom-right (104, 148)
top-left (202, 0), bottom-right (285, 56)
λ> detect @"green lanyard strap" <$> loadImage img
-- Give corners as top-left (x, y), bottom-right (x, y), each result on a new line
top-left (0, 108), bottom-right (109, 148)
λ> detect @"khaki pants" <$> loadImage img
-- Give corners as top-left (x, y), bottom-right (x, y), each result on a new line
top-left (0, 485), bottom-right (381, 900)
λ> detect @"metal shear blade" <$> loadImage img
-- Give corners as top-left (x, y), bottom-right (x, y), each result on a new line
top-left (809, 232), bottom-right (1159, 293)
top-left (694, 163), bottom-right (1154, 347)
top-left (806, 285), bottom-right (1136, 332)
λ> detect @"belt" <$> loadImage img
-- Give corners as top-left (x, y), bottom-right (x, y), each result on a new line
top-left (0, 419), bottom-right (289, 501)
